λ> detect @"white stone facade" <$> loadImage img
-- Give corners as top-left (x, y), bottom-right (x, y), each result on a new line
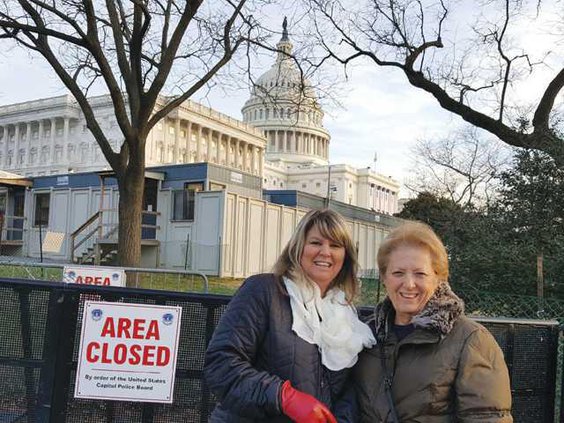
top-left (0, 95), bottom-right (266, 178)
top-left (0, 20), bottom-right (399, 215)
top-left (278, 164), bottom-right (398, 214)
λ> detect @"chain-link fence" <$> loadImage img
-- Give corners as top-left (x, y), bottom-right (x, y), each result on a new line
top-left (0, 278), bottom-right (560, 422)
top-left (358, 276), bottom-right (564, 321)
top-left (358, 276), bottom-right (564, 423)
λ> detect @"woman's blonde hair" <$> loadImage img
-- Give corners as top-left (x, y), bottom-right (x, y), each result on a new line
top-left (272, 208), bottom-right (359, 302)
top-left (377, 221), bottom-right (449, 282)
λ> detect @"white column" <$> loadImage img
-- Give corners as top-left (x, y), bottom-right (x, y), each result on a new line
top-left (63, 117), bottom-right (70, 164)
top-left (174, 118), bottom-right (180, 163)
top-left (38, 120), bottom-right (44, 148)
top-left (25, 122), bottom-right (32, 165)
top-left (207, 130), bottom-right (213, 162)
top-left (13, 123), bottom-right (20, 168)
top-left (196, 126), bottom-right (203, 162)
top-left (162, 118), bottom-right (169, 162)
top-left (216, 134), bottom-right (222, 164)
top-left (251, 145), bottom-right (257, 174)
top-left (259, 147), bottom-right (264, 176)
top-left (0, 125), bottom-right (6, 166)
top-left (186, 121), bottom-right (192, 161)
top-left (50, 119), bottom-right (57, 163)
top-left (241, 142), bottom-right (246, 171)
top-left (224, 136), bottom-right (230, 165)
top-left (244, 142), bottom-right (249, 171)
top-left (235, 139), bottom-right (240, 169)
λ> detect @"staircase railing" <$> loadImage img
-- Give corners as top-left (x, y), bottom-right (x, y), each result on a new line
top-left (70, 211), bottom-right (101, 263)
top-left (70, 209), bottom-right (160, 263)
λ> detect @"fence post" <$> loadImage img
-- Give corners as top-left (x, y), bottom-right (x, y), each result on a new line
top-left (35, 287), bottom-right (80, 422)
top-left (554, 325), bottom-right (564, 422)
top-left (36, 288), bottom-right (65, 420)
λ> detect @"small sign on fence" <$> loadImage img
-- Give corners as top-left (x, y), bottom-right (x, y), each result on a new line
top-left (63, 265), bottom-right (126, 287)
top-left (74, 301), bottom-right (182, 403)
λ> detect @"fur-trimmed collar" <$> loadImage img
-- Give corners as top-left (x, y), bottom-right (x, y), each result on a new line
top-left (370, 283), bottom-right (465, 344)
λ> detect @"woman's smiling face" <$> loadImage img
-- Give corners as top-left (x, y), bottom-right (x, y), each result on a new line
top-left (383, 244), bottom-right (440, 325)
top-left (300, 225), bottom-right (345, 295)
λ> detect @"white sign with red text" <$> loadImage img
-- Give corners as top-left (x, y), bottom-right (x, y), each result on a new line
top-left (74, 301), bottom-right (182, 403)
top-left (63, 265), bottom-right (126, 287)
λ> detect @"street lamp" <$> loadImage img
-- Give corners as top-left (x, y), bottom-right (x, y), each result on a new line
top-left (325, 163), bottom-right (332, 207)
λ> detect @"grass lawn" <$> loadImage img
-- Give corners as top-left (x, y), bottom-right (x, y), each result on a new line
top-left (0, 263), bottom-right (244, 295)
top-left (0, 263), bottom-right (384, 305)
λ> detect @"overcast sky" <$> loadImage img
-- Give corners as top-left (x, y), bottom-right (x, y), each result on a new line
top-left (0, 0), bottom-right (561, 196)
top-left (0, 45), bottom-right (457, 192)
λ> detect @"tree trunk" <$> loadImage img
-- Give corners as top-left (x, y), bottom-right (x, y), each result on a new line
top-left (117, 164), bottom-right (145, 272)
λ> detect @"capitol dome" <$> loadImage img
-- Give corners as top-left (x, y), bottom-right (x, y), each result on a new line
top-left (242, 18), bottom-right (330, 166)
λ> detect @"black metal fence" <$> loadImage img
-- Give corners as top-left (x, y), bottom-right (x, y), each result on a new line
top-left (0, 278), bottom-right (561, 422)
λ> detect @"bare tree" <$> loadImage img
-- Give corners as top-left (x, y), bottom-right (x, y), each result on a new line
top-left (305, 0), bottom-right (564, 164)
top-left (405, 126), bottom-right (512, 208)
top-left (0, 0), bottom-right (270, 266)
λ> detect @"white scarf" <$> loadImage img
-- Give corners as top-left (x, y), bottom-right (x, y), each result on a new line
top-left (283, 277), bottom-right (376, 371)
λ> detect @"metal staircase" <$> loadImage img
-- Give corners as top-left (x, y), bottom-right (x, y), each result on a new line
top-left (70, 209), bottom-right (159, 265)
top-left (70, 209), bottom-right (118, 265)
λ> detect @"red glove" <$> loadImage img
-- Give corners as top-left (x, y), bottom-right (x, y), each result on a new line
top-left (280, 380), bottom-right (337, 423)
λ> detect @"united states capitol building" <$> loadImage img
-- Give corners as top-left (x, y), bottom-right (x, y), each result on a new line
top-left (0, 23), bottom-right (399, 216)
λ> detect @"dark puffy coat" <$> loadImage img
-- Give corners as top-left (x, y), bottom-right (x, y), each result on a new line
top-left (354, 283), bottom-right (513, 422)
top-left (204, 273), bottom-right (356, 422)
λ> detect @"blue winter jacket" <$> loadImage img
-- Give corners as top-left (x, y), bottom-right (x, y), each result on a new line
top-left (204, 273), bottom-right (357, 422)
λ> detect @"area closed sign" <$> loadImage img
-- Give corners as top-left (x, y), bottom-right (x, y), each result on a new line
top-left (63, 265), bottom-right (126, 287)
top-left (74, 301), bottom-right (182, 403)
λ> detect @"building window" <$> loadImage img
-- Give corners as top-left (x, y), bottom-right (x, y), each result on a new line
top-left (210, 182), bottom-right (226, 191)
top-left (16, 149), bottom-right (24, 164)
top-left (34, 193), bottom-right (50, 227)
top-left (30, 148), bottom-right (37, 164)
top-left (172, 182), bottom-right (204, 220)
top-left (302, 183), bottom-right (307, 188)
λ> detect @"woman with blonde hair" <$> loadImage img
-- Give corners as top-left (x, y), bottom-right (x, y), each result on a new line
top-left (355, 221), bottom-right (512, 422)
top-left (205, 208), bottom-right (375, 422)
